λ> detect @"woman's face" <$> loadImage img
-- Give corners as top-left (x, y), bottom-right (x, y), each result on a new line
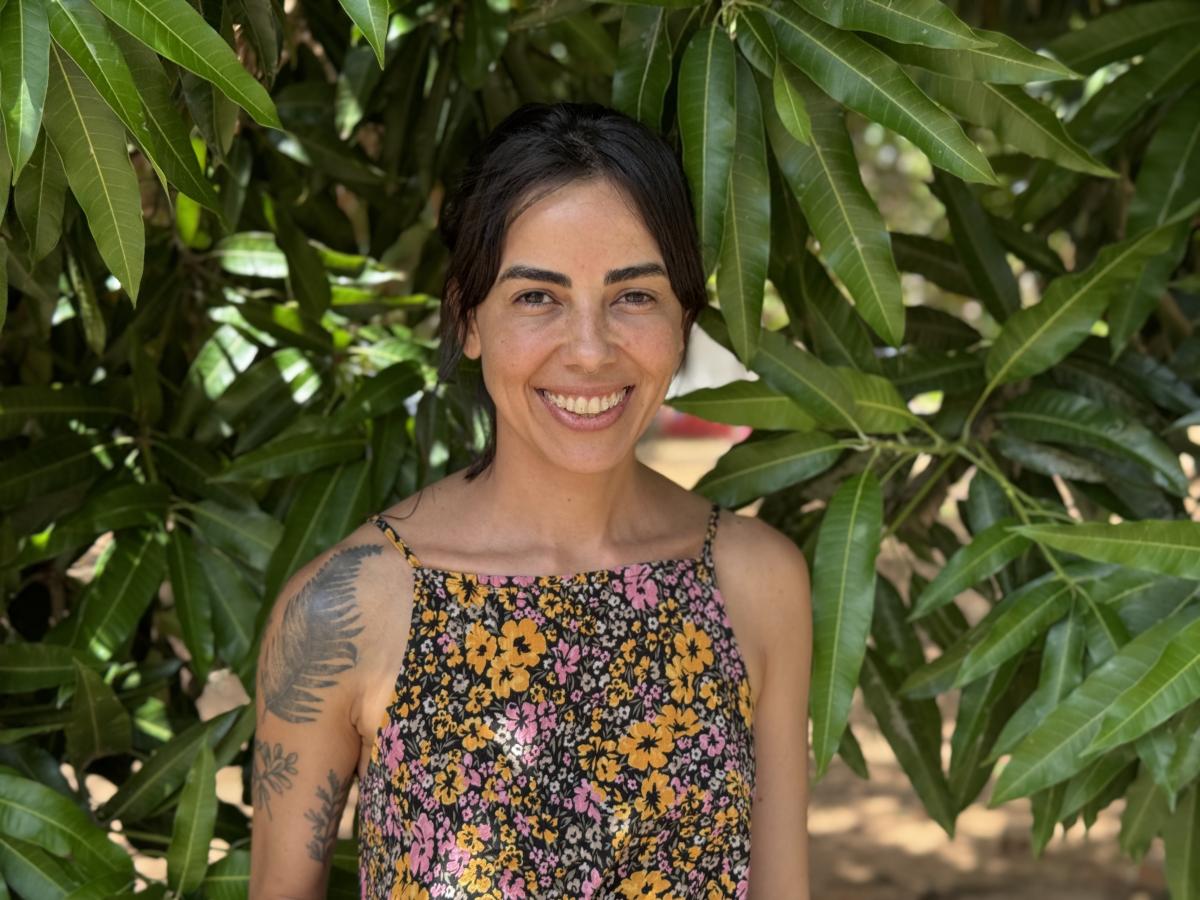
top-left (463, 177), bottom-right (687, 475)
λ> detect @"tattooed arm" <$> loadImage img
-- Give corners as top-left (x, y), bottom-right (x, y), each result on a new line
top-left (249, 543), bottom-right (381, 900)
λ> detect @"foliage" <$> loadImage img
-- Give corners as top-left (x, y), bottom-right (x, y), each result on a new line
top-left (0, 0), bottom-right (1198, 896)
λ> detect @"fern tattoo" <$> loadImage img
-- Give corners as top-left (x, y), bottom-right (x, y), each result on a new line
top-left (252, 739), bottom-right (299, 820)
top-left (305, 768), bottom-right (351, 863)
top-left (260, 544), bottom-right (380, 723)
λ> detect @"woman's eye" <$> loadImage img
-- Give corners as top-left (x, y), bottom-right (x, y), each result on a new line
top-left (622, 292), bottom-right (655, 306)
top-left (517, 290), bottom-right (552, 306)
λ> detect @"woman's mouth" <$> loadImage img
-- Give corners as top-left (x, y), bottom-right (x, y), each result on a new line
top-left (535, 385), bottom-right (634, 431)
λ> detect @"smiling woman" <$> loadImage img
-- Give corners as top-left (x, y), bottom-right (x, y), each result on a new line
top-left (249, 102), bottom-right (812, 900)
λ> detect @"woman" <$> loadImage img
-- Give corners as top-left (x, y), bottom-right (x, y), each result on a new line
top-left (249, 102), bottom-right (811, 899)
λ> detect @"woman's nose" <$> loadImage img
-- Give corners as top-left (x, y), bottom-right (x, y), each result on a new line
top-left (563, 303), bottom-right (617, 370)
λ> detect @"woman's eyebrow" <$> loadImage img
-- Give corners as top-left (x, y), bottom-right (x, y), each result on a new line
top-left (497, 262), bottom-right (667, 287)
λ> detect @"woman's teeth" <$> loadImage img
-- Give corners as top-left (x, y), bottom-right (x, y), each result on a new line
top-left (542, 387), bottom-right (629, 416)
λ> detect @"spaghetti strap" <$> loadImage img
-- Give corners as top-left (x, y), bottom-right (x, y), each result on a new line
top-left (367, 515), bottom-right (421, 568)
top-left (699, 500), bottom-right (722, 572)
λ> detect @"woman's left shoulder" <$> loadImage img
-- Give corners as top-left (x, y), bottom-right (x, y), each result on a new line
top-left (713, 506), bottom-right (811, 592)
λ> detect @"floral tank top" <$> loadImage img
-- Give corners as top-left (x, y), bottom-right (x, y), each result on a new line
top-left (356, 502), bottom-right (756, 899)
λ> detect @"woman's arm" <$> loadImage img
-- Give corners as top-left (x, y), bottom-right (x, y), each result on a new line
top-left (248, 545), bottom-right (374, 900)
top-left (733, 520), bottom-right (813, 899)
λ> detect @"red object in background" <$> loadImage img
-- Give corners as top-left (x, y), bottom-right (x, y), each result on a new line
top-left (654, 407), bottom-right (752, 441)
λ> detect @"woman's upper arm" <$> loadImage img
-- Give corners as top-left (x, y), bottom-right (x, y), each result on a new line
top-left (248, 544), bottom-right (377, 900)
top-left (734, 519), bottom-right (812, 900)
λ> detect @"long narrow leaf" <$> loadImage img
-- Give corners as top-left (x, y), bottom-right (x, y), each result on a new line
top-left (0, 0), bottom-right (51, 178)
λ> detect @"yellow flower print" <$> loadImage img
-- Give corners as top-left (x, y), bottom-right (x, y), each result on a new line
top-left (673, 621), bottom-right (713, 674)
top-left (486, 655), bottom-right (530, 698)
top-left (656, 704), bottom-right (702, 739)
top-left (725, 768), bottom-right (751, 801)
top-left (447, 572), bottom-right (489, 607)
top-left (459, 716), bottom-right (495, 751)
top-left (618, 870), bottom-right (674, 899)
top-left (738, 678), bottom-right (754, 727)
top-left (465, 623), bottom-right (497, 675)
top-left (618, 720), bottom-right (675, 770)
top-left (665, 658), bottom-right (695, 704)
top-left (433, 765), bottom-right (465, 804)
top-left (465, 682), bottom-right (491, 713)
top-left (699, 679), bottom-right (721, 711)
top-left (457, 823), bottom-right (485, 853)
top-left (620, 637), bottom-right (638, 661)
top-left (445, 643), bottom-right (464, 667)
top-left (498, 618), bottom-right (546, 669)
top-left (635, 770), bottom-right (676, 818)
top-left (529, 812), bottom-right (559, 842)
top-left (577, 735), bottom-right (620, 779)
top-left (432, 709), bottom-right (455, 739)
top-left (461, 858), bottom-right (494, 893)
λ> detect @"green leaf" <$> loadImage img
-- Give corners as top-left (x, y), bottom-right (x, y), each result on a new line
top-left (792, 0), bottom-right (985, 50)
top-left (64, 662), bottom-right (132, 768)
top-left (989, 603), bottom-right (1200, 805)
top-left (667, 380), bottom-right (815, 431)
top-left (457, 0), bottom-right (507, 89)
top-left (1166, 783), bottom-right (1200, 900)
top-left (918, 73), bottom-right (1114, 179)
top-left (810, 471), bottom-right (882, 778)
top-left (166, 530), bottom-right (214, 683)
top-left (762, 66), bottom-right (905, 346)
top-left (194, 542), bottom-right (257, 669)
top-left (985, 216), bottom-right (1189, 388)
top-left (859, 648), bottom-right (956, 834)
top-left (612, 5), bottom-right (671, 131)
top-left (89, 0), bottom-right (280, 129)
top-left (15, 481), bottom-right (168, 567)
top-left (262, 460), bottom-right (374, 604)
top-left (930, 171), bottom-right (1019, 320)
top-left (1086, 616), bottom-right (1200, 755)
top-left (66, 528), bottom-right (167, 662)
top-left (757, 0), bottom-right (996, 185)
top-left (996, 388), bottom-right (1189, 497)
top-left (0, 834), bottom-right (81, 899)
top-left (42, 45), bottom-right (143, 299)
top-left (1045, 1), bottom-right (1200, 74)
top-left (203, 850), bottom-right (249, 900)
top-left (988, 605), bottom-right (1086, 761)
top-left (187, 499), bottom-right (282, 573)
top-left (694, 430), bottom-right (842, 508)
top-left (748, 322), bottom-right (862, 432)
top-left (166, 742), bottom-right (215, 894)
top-left (332, 361), bottom-right (424, 423)
top-left (880, 350), bottom-right (983, 398)
top-left (949, 653), bottom-right (1024, 813)
top-left (13, 131), bottom-right (66, 261)
top-left (835, 367), bottom-right (915, 433)
top-left (954, 568), bottom-right (1092, 689)
top-left (992, 433), bottom-right (1108, 484)
top-left (879, 26), bottom-right (1079, 83)
top-left (890, 232), bottom-right (975, 297)
top-left (1014, 521), bottom-right (1200, 581)
top-left (1168, 705), bottom-right (1200, 800)
top-left (0, 0), bottom-right (51, 178)
top-left (678, 23), bottom-right (736, 272)
top-left (52, 4), bottom-right (222, 214)
top-left (0, 433), bottom-right (117, 506)
top-left (771, 57), bottom-right (810, 144)
top-left (0, 771), bottom-right (134, 879)
top-left (909, 518), bottom-right (1030, 620)
top-left (216, 429), bottom-right (364, 483)
top-left (717, 56), bottom-right (771, 365)
top-left (337, 0), bottom-right (388, 68)
top-left (97, 708), bottom-right (239, 823)
top-left (1120, 767), bottom-right (1171, 861)
top-left (0, 644), bottom-right (98, 692)
top-left (798, 253), bottom-right (882, 373)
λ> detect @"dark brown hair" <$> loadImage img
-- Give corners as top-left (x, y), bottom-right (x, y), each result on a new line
top-left (437, 101), bottom-right (708, 480)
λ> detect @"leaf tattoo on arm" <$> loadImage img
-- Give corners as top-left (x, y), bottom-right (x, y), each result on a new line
top-left (259, 544), bottom-right (381, 723)
top-left (305, 768), bottom-right (352, 864)
top-left (251, 739), bottom-right (299, 820)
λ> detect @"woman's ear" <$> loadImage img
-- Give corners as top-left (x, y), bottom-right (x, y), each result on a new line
top-left (463, 306), bottom-right (481, 360)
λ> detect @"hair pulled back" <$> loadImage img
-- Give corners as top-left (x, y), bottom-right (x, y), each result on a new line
top-left (437, 101), bottom-right (708, 480)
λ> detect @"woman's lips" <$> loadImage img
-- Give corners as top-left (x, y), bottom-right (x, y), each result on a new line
top-left (535, 385), bottom-right (634, 431)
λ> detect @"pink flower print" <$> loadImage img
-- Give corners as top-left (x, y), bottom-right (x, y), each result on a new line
top-left (381, 722), bottom-right (404, 770)
top-left (535, 698), bottom-right (558, 735)
top-left (499, 870), bottom-right (528, 899)
top-left (553, 640), bottom-right (581, 682)
top-left (571, 779), bottom-right (604, 824)
top-left (512, 575), bottom-right (537, 587)
top-left (699, 725), bottom-right (726, 756)
top-left (580, 867), bottom-right (602, 899)
top-left (505, 701), bottom-right (538, 744)
top-left (623, 564), bottom-right (660, 610)
top-left (408, 812), bottom-right (434, 876)
top-left (446, 844), bottom-right (471, 876)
